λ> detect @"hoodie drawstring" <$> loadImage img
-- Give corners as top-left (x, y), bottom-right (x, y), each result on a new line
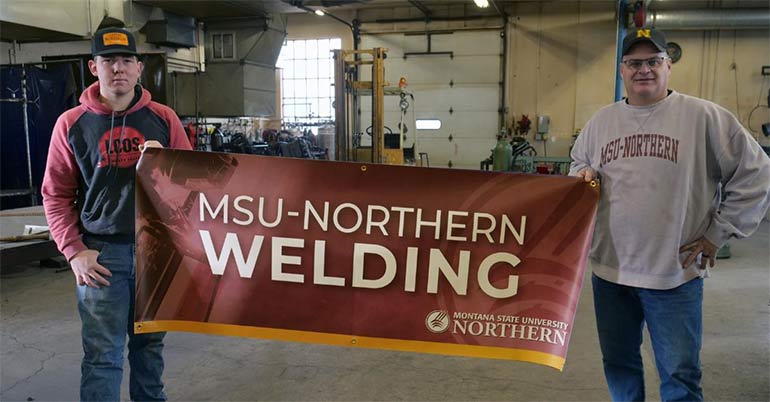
top-left (116, 114), bottom-right (127, 166)
top-left (106, 112), bottom-right (127, 167)
top-left (108, 112), bottom-right (115, 165)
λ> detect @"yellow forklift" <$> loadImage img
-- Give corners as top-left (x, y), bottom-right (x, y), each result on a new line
top-left (333, 48), bottom-right (414, 166)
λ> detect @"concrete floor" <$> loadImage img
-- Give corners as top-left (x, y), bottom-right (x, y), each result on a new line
top-left (1, 222), bottom-right (768, 401)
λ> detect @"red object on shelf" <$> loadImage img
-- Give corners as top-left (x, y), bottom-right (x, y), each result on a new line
top-left (185, 122), bottom-right (196, 148)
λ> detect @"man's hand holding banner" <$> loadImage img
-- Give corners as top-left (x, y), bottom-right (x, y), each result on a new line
top-left (134, 149), bottom-right (599, 370)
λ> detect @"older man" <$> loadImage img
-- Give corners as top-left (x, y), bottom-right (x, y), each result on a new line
top-left (570, 28), bottom-right (770, 401)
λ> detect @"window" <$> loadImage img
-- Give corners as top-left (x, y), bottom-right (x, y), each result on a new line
top-left (212, 33), bottom-right (235, 60)
top-left (416, 119), bottom-right (442, 130)
top-left (277, 38), bottom-right (341, 124)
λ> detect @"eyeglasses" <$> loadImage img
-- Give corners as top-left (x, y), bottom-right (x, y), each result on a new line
top-left (621, 56), bottom-right (669, 70)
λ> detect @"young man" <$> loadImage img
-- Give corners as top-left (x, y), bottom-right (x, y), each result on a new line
top-left (42, 27), bottom-right (192, 401)
top-left (570, 28), bottom-right (770, 401)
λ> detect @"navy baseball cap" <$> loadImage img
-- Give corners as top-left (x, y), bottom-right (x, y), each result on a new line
top-left (92, 27), bottom-right (138, 57)
top-left (622, 28), bottom-right (667, 56)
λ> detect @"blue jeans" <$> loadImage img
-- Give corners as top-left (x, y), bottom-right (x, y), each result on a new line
top-left (592, 274), bottom-right (703, 402)
top-left (78, 236), bottom-right (166, 401)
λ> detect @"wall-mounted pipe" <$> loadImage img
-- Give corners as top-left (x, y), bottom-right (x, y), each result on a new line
top-left (500, 20), bottom-right (508, 131)
top-left (615, 0), bottom-right (628, 102)
top-left (86, 0), bottom-right (94, 36)
top-left (644, 9), bottom-right (770, 30)
top-left (371, 15), bottom-right (498, 24)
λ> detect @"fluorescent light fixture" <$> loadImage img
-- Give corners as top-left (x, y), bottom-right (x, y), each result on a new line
top-left (314, 9), bottom-right (325, 16)
top-left (473, 0), bottom-right (489, 8)
top-left (416, 119), bottom-right (442, 130)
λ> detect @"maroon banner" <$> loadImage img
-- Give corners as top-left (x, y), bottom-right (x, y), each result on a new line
top-left (135, 149), bottom-right (599, 370)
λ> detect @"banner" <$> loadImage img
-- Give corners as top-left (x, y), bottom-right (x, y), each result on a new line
top-left (135, 149), bottom-right (599, 370)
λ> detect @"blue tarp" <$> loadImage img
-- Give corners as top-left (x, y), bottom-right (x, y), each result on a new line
top-left (1, 64), bottom-right (77, 209)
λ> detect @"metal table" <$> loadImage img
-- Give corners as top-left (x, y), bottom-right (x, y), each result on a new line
top-left (0, 206), bottom-right (61, 267)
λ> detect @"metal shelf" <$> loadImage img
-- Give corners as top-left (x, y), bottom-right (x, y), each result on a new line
top-left (0, 189), bottom-right (35, 198)
top-left (513, 156), bottom-right (572, 175)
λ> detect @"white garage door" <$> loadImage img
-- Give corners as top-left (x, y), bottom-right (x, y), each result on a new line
top-left (359, 31), bottom-right (502, 169)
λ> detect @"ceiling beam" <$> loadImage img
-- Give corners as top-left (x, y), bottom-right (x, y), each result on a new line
top-left (289, 0), bottom-right (353, 29)
top-left (489, 0), bottom-right (508, 19)
top-left (407, 0), bottom-right (432, 20)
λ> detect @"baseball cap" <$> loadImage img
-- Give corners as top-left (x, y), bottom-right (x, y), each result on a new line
top-left (92, 27), bottom-right (138, 57)
top-left (622, 28), bottom-right (667, 56)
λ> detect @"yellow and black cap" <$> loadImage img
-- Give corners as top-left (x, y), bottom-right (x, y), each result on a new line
top-left (92, 27), bottom-right (138, 57)
top-left (622, 28), bottom-right (667, 56)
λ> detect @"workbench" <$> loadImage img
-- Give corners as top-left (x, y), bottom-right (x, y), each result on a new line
top-left (0, 206), bottom-right (61, 267)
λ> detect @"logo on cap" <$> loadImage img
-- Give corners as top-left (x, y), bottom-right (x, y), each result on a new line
top-left (92, 27), bottom-right (137, 56)
top-left (636, 29), bottom-right (651, 38)
top-left (103, 32), bottom-right (129, 46)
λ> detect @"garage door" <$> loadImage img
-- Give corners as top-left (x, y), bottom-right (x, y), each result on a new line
top-left (359, 31), bottom-right (502, 169)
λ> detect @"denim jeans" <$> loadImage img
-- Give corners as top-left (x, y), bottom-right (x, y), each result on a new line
top-left (592, 274), bottom-right (703, 402)
top-left (78, 236), bottom-right (166, 401)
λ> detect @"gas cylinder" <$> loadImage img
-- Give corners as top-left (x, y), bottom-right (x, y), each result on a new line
top-left (493, 137), bottom-right (512, 171)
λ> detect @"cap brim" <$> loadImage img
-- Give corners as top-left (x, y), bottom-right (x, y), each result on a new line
top-left (93, 49), bottom-right (139, 57)
top-left (623, 38), bottom-right (667, 55)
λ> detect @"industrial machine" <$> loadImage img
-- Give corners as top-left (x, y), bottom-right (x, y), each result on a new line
top-left (333, 48), bottom-right (416, 166)
top-left (481, 114), bottom-right (571, 174)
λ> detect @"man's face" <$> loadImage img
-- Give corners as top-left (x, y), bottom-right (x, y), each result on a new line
top-left (621, 42), bottom-right (671, 104)
top-left (88, 54), bottom-right (143, 97)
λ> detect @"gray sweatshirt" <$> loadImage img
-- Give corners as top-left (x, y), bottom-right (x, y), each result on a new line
top-left (570, 90), bottom-right (770, 289)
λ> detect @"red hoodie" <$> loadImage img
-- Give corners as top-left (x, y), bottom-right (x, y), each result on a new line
top-left (42, 82), bottom-right (192, 260)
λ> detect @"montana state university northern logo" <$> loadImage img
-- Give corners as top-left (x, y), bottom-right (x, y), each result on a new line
top-left (425, 310), bottom-right (450, 334)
